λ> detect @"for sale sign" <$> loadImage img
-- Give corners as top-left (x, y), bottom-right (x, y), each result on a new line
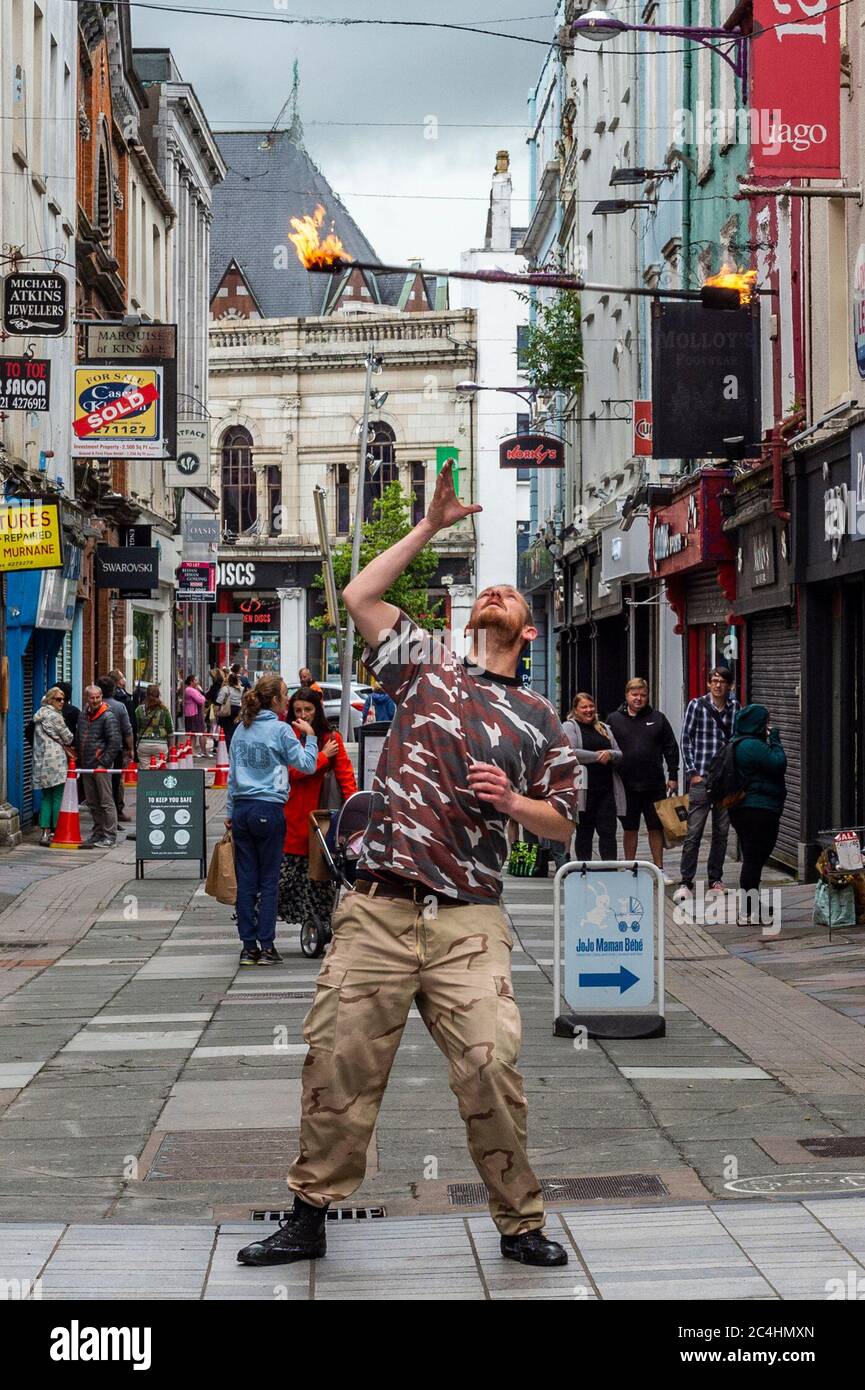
top-left (751, 0), bottom-right (841, 178)
top-left (71, 365), bottom-right (164, 458)
top-left (0, 356), bottom-right (50, 411)
top-left (2, 273), bottom-right (68, 336)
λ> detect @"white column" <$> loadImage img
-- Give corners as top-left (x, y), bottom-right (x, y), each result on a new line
top-left (447, 584), bottom-right (474, 660)
top-left (277, 587), bottom-right (305, 687)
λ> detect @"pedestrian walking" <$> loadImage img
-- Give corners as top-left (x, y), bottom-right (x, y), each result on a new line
top-left (278, 687), bottom-right (357, 947)
top-left (216, 672), bottom-right (243, 749)
top-left (230, 661), bottom-right (251, 691)
top-left (32, 687), bottom-right (74, 845)
top-left (75, 685), bottom-right (121, 847)
top-left (237, 460), bottom-right (580, 1273)
top-left (564, 692), bottom-right (625, 862)
top-left (182, 675), bottom-right (207, 754)
top-left (98, 677), bottom-right (134, 823)
top-left (135, 684), bottom-right (173, 765)
top-left (727, 704), bottom-right (787, 922)
top-left (360, 676), bottom-right (396, 725)
top-left (674, 667), bottom-right (740, 905)
top-left (225, 675), bottom-right (319, 966)
top-left (606, 678), bottom-right (679, 878)
top-left (298, 666), bottom-right (322, 693)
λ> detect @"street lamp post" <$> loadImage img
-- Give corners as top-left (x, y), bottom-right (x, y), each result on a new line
top-left (572, 1), bottom-right (748, 81)
top-left (338, 345), bottom-right (383, 741)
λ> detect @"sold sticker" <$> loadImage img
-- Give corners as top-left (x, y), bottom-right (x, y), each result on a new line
top-left (72, 365), bottom-right (163, 456)
top-left (73, 381), bottom-right (159, 438)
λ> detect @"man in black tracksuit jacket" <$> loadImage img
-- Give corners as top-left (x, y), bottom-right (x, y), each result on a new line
top-left (606, 678), bottom-right (679, 873)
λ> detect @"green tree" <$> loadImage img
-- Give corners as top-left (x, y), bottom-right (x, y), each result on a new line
top-left (519, 290), bottom-right (584, 395)
top-left (312, 480), bottom-right (442, 656)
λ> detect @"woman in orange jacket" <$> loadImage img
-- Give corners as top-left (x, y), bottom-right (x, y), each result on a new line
top-left (278, 686), bottom-right (357, 947)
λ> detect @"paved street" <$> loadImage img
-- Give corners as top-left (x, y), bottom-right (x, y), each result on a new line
top-left (2, 790), bottom-right (865, 1299)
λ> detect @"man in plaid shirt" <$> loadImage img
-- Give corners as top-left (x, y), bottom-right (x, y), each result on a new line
top-left (674, 667), bottom-right (740, 901)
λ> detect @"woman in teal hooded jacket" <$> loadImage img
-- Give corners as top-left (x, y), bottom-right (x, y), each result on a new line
top-left (727, 703), bottom-right (787, 899)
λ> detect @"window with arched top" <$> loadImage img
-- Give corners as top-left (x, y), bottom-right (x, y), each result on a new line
top-left (96, 144), bottom-right (112, 244)
top-left (221, 426), bottom-right (257, 538)
top-left (336, 421), bottom-right (399, 531)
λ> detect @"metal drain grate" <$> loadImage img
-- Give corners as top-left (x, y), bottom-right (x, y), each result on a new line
top-left (252, 1207), bottom-right (386, 1221)
top-left (145, 1129), bottom-right (297, 1181)
top-left (800, 1136), bottom-right (865, 1158)
top-left (447, 1173), bottom-right (669, 1206)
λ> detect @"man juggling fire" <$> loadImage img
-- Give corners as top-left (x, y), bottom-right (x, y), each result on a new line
top-left (238, 461), bottom-right (581, 1270)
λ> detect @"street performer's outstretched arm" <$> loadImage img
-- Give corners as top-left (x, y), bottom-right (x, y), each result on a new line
top-left (343, 459), bottom-right (481, 647)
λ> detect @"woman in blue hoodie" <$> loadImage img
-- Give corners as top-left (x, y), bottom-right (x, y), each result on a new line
top-left (226, 674), bottom-right (318, 965)
top-left (728, 703), bottom-right (787, 901)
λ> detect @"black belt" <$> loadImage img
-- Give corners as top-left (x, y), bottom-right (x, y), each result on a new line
top-left (354, 873), bottom-right (473, 910)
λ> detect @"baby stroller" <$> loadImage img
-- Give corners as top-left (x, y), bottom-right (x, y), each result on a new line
top-left (302, 791), bottom-right (374, 958)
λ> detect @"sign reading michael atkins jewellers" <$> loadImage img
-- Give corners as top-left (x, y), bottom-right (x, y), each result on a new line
top-left (2, 273), bottom-right (68, 336)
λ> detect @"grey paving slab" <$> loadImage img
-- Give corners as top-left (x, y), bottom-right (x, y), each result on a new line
top-left (157, 1079), bottom-right (303, 1131)
top-left (0, 1222), bottom-right (65, 1284)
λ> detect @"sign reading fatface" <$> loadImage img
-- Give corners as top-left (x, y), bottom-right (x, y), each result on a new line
top-left (2, 273), bottom-right (68, 336)
top-left (499, 433), bottom-right (564, 469)
top-left (751, 0), bottom-right (841, 179)
top-left (72, 366), bottom-right (164, 458)
top-left (0, 500), bottom-right (62, 573)
top-left (165, 420), bottom-right (211, 488)
top-left (651, 302), bottom-right (760, 460)
top-left (0, 356), bottom-right (50, 411)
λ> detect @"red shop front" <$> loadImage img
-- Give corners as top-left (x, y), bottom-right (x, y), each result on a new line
top-left (650, 468), bottom-right (741, 702)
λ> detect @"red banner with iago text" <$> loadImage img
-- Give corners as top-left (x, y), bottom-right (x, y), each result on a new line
top-left (750, 0), bottom-right (840, 179)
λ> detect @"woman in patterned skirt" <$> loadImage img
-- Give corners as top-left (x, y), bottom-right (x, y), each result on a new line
top-left (278, 687), bottom-right (357, 953)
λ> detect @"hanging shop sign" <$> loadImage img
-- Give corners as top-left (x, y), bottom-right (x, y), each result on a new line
top-left (601, 515), bottom-right (651, 583)
top-left (854, 246), bottom-right (865, 381)
top-left (2, 272), bottom-right (68, 336)
top-left (651, 302), bottom-right (760, 460)
top-left (84, 322), bottom-right (177, 361)
top-left (182, 513), bottom-right (219, 547)
top-left (0, 356), bottom-right (50, 411)
top-left (633, 400), bottom-right (653, 457)
top-left (176, 561), bottom-right (216, 603)
top-left (650, 471), bottom-right (735, 579)
top-left (94, 546), bottom-right (159, 591)
top-left (0, 499), bottom-right (62, 573)
top-left (165, 419), bottom-right (211, 488)
top-left (36, 568), bottom-right (76, 631)
top-left (72, 365), bottom-right (164, 458)
top-left (499, 433), bottom-right (565, 469)
top-left (750, 0), bottom-right (841, 179)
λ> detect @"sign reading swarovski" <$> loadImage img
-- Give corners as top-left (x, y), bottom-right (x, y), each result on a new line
top-left (94, 546), bottom-right (159, 590)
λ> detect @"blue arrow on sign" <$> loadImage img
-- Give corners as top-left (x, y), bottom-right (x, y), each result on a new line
top-left (578, 966), bottom-right (640, 994)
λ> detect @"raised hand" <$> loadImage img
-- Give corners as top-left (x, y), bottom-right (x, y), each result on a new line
top-left (425, 459), bottom-right (482, 533)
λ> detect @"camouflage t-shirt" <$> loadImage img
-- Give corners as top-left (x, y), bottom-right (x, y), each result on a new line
top-left (359, 613), bottom-right (580, 902)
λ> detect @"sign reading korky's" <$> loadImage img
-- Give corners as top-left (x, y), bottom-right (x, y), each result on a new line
top-left (650, 469), bottom-right (736, 579)
top-left (499, 433), bottom-right (564, 469)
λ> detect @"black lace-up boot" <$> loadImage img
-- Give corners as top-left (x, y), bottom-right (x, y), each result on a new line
top-left (501, 1229), bottom-right (568, 1266)
top-left (236, 1194), bottom-right (328, 1266)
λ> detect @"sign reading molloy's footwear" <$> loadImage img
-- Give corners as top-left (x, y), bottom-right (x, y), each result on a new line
top-left (135, 769), bottom-right (207, 877)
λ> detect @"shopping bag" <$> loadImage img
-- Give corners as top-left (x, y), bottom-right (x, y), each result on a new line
top-left (812, 880), bottom-right (856, 929)
top-left (205, 830), bottom-right (237, 905)
top-left (308, 810), bottom-right (333, 883)
top-left (654, 793), bottom-right (689, 849)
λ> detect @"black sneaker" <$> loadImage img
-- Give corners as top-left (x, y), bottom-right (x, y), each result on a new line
top-left (237, 1195), bottom-right (327, 1265)
top-left (500, 1230), bottom-right (568, 1266)
top-left (239, 946), bottom-right (260, 966)
top-left (257, 945), bottom-right (283, 965)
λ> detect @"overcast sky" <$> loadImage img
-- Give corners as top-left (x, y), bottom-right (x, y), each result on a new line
top-left (132, 1), bottom-right (557, 268)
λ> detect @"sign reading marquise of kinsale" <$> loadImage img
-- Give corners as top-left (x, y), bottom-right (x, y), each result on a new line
top-left (499, 433), bottom-right (564, 469)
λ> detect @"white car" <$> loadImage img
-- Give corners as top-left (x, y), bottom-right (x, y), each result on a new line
top-left (318, 682), bottom-right (373, 737)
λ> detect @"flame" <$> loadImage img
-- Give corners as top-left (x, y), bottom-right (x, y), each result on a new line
top-left (703, 262), bottom-right (758, 306)
top-left (288, 204), bottom-right (352, 270)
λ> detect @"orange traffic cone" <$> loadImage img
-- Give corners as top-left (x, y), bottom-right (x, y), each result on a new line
top-left (149, 755), bottom-right (158, 769)
top-left (168, 743), bottom-right (179, 768)
top-left (211, 727), bottom-right (229, 788)
top-left (51, 761), bottom-right (83, 849)
top-left (124, 760), bottom-right (139, 787)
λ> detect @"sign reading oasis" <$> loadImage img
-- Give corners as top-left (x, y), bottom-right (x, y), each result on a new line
top-left (498, 433), bottom-right (564, 469)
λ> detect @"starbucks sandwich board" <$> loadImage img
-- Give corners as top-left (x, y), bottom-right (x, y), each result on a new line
top-left (135, 769), bottom-right (206, 879)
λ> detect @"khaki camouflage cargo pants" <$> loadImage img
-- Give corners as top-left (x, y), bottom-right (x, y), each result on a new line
top-left (287, 885), bottom-right (545, 1236)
